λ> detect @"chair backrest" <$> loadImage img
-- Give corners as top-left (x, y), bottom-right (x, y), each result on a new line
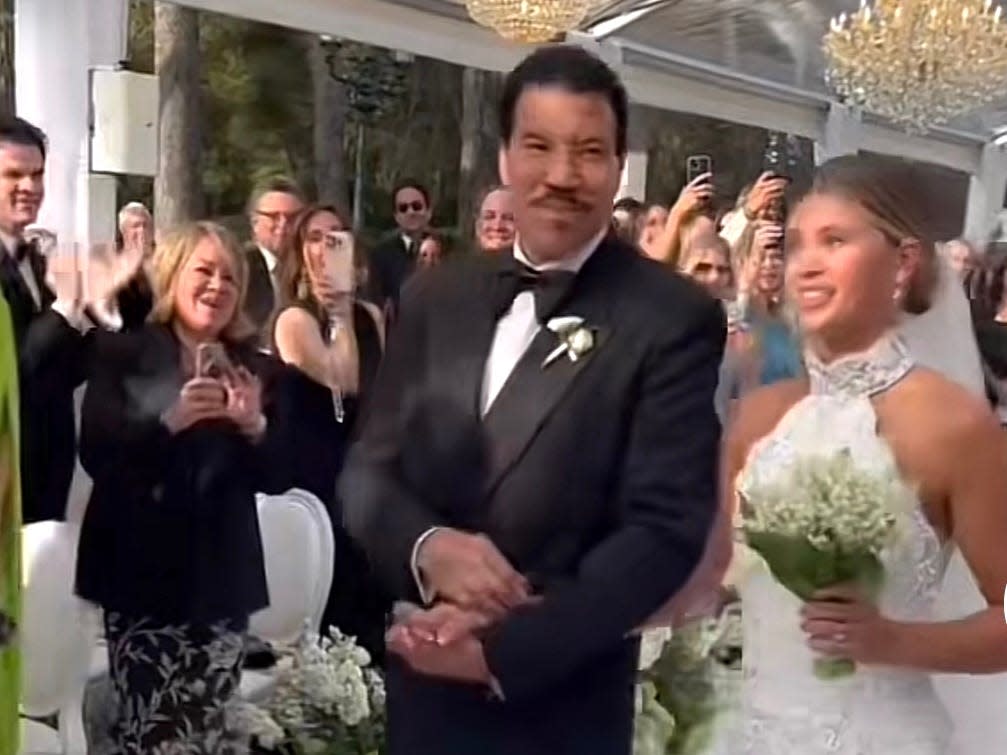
top-left (249, 489), bottom-right (334, 644)
top-left (21, 521), bottom-right (97, 752)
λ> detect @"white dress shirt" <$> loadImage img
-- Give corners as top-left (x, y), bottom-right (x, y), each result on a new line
top-left (259, 245), bottom-right (279, 292)
top-left (410, 227), bottom-right (608, 604)
top-left (480, 231), bottom-right (605, 414)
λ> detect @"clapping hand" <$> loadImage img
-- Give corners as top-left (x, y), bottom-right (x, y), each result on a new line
top-left (224, 367), bottom-right (266, 441)
top-left (46, 241), bottom-right (144, 307)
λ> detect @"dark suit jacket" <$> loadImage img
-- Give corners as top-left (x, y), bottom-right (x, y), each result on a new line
top-left (244, 244), bottom-right (276, 344)
top-left (341, 236), bottom-right (725, 755)
top-left (75, 325), bottom-right (308, 624)
top-left (0, 242), bottom-right (87, 523)
top-left (367, 234), bottom-right (416, 314)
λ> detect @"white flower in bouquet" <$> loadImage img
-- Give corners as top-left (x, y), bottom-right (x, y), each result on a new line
top-left (226, 700), bottom-right (285, 750)
top-left (638, 627), bottom-right (672, 671)
top-left (741, 448), bottom-right (916, 678)
top-left (231, 627), bottom-right (385, 752)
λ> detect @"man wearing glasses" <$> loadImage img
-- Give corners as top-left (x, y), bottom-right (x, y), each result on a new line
top-left (244, 177), bottom-right (305, 343)
top-left (368, 179), bottom-right (433, 322)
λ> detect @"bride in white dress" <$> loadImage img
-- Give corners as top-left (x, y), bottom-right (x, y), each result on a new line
top-left (723, 156), bottom-right (1007, 753)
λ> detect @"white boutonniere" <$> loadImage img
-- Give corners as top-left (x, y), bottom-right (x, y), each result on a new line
top-left (543, 316), bottom-right (596, 368)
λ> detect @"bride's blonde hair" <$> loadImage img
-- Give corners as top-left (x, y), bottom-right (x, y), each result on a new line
top-left (809, 156), bottom-right (939, 315)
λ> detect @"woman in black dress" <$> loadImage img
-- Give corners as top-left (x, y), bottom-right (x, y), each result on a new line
top-left (76, 221), bottom-right (293, 753)
top-left (271, 204), bottom-right (387, 659)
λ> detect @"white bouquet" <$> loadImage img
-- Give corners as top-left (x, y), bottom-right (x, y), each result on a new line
top-left (228, 628), bottom-right (385, 755)
top-left (740, 448), bottom-right (915, 678)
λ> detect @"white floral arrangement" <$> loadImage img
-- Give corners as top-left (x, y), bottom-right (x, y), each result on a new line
top-left (633, 609), bottom-right (742, 755)
top-left (228, 628), bottom-right (385, 755)
top-left (741, 448), bottom-right (916, 678)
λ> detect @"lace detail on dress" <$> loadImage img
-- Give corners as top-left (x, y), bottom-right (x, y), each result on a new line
top-left (730, 333), bottom-right (952, 754)
top-left (805, 335), bottom-right (914, 398)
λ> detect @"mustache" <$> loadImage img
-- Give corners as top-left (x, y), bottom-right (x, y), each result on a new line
top-left (532, 193), bottom-right (590, 212)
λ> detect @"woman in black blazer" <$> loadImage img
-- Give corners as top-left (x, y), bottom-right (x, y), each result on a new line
top-left (76, 221), bottom-right (286, 754)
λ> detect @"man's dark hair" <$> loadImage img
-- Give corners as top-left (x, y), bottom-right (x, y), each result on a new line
top-left (0, 116), bottom-right (47, 160)
top-left (613, 197), bottom-right (645, 213)
top-left (392, 179), bottom-right (431, 209)
top-left (499, 45), bottom-right (628, 156)
top-left (246, 176), bottom-right (305, 216)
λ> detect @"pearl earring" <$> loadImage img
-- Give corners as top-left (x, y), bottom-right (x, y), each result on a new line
top-left (892, 286), bottom-right (903, 303)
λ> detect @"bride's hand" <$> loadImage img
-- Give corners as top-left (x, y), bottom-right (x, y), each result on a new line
top-left (800, 584), bottom-right (899, 665)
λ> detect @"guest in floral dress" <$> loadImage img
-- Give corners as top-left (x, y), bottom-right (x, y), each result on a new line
top-left (76, 222), bottom-right (292, 754)
top-left (0, 292), bottom-right (21, 755)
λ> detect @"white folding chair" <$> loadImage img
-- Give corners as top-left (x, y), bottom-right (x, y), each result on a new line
top-left (242, 489), bottom-right (335, 701)
top-left (19, 521), bottom-right (98, 755)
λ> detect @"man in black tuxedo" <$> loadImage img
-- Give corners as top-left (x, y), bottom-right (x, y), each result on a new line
top-left (366, 179), bottom-right (433, 320)
top-left (243, 177), bottom-right (305, 345)
top-left (341, 46), bottom-right (725, 754)
top-left (0, 118), bottom-right (89, 523)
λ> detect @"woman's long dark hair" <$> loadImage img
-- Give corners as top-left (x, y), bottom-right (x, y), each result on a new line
top-left (275, 203), bottom-right (352, 323)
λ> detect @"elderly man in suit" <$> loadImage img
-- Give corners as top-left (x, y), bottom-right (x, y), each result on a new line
top-left (342, 46), bottom-right (725, 755)
top-left (243, 177), bottom-right (305, 345)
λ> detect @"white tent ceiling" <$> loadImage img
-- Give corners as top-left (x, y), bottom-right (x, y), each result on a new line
top-left (439, 0), bottom-right (1007, 136)
top-left (179, 0), bottom-right (1001, 173)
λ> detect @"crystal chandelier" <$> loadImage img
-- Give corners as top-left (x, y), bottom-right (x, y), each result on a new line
top-left (823, 0), bottom-right (1007, 132)
top-left (464, 0), bottom-right (594, 43)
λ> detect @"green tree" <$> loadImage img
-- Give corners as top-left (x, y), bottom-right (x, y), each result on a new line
top-left (153, 1), bottom-right (203, 227)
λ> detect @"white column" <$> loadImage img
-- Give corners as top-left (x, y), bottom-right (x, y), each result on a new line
top-left (15, 0), bottom-right (127, 244)
top-left (617, 105), bottom-right (649, 201)
top-left (962, 142), bottom-right (1007, 244)
top-left (814, 103), bottom-right (862, 165)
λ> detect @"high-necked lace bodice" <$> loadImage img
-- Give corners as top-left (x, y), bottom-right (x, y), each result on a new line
top-left (731, 335), bottom-right (953, 754)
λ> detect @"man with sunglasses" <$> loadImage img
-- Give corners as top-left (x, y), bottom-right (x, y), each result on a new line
top-left (368, 179), bottom-right (433, 322)
top-left (244, 177), bottom-right (305, 343)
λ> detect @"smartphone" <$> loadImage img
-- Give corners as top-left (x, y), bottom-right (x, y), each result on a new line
top-left (321, 231), bottom-right (355, 294)
top-left (195, 342), bottom-right (235, 381)
top-left (686, 154), bottom-right (713, 184)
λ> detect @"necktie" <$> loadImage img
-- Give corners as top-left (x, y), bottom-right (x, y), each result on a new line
top-left (13, 242), bottom-right (31, 264)
top-left (495, 258), bottom-right (577, 324)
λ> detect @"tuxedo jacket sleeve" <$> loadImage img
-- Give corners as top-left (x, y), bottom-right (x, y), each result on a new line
top-left (340, 274), bottom-right (443, 602)
top-left (483, 293), bottom-right (725, 701)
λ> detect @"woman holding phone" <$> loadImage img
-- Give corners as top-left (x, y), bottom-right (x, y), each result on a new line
top-left (271, 204), bottom-right (388, 658)
top-left (76, 221), bottom-right (291, 753)
top-left (732, 219), bottom-right (803, 391)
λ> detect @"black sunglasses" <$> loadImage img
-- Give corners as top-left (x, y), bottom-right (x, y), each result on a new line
top-left (397, 201), bottom-right (426, 214)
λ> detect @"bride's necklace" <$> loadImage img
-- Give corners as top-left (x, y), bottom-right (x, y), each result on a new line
top-left (804, 334), bottom-right (915, 398)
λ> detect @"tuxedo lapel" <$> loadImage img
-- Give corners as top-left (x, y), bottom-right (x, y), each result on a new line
top-left (482, 322), bottom-right (610, 494)
top-left (428, 259), bottom-right (504, 418)
top-left (481, 239), bottom-right (624, 494)
top-left (29, 249), bottom-right (54, 309)
top-left (0, 244), bottom-right (38, 329)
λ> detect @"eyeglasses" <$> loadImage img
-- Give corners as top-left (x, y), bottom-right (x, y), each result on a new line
top-left (397, 201), bottom-right (426, 214)
top-left (256, 210), bottom-right (299, 224)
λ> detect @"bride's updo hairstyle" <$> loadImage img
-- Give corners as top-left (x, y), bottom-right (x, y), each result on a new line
top-left (809, 155), bottom-right (939, 314)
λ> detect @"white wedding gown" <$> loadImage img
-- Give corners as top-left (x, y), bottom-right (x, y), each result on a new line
top-left (729, 336), bottom-right (954, 753)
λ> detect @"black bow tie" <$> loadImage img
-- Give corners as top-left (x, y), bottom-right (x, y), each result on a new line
top-left (495, 258), bottom-right (577, 323)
